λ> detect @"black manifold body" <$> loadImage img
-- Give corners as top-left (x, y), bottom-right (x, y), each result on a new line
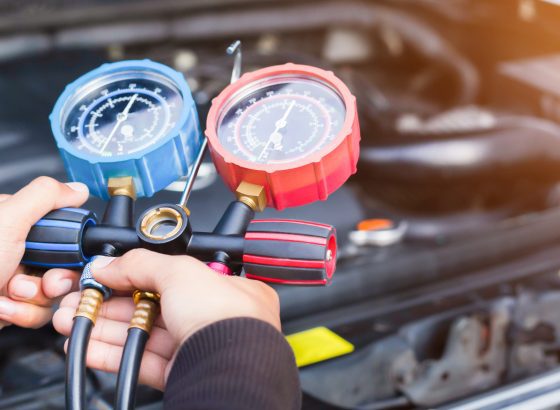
top-left (23, 199), bottom-right (337, 286)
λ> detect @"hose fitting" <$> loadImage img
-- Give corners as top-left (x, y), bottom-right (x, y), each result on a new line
top-left (79, 259), bottom-right (112, 300)
top-left (74, 288), bottom-right (104, 324)
top-left (116, 292), bottom-right (159, 410)
top-left (129, 291), bottom-right (160, 333)
top-left (74, 260), bottom-right (111, 324)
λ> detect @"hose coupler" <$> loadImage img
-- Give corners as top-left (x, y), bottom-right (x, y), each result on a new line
top-left (74, 288), bottom-right (104, 324)
top-left (79, 259), bottom-right (112, 300)
top-left (74, 260), bottom-right (112, 323)
top-left (129, 291), bottom-right (160, 333)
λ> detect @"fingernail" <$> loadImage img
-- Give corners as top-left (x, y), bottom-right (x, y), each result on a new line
top-left (11, 280), bottom-right (38, 299)
top-left (52, 279), bottom-right (73, 298)
top-left (65, 182), bottom-right (88, 193)
top-left (92, 256), bottom-right (115, 270)
top-left (0, 300), bottom-right (16, 316)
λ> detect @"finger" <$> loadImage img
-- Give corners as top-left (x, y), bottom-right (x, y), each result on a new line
top-left (7, 274), bottom-right (53, 306)
top-left (59, 293), bottom-right (166, 327)
top-left (42, 269), bottom-right (80, 299)
top-left (54, 306), bottom-right (175, 359)
top-left (64, 338), bottom-right (167, 390)
top-left (0, 177), bottom-right (89, 240)
top-left (91, 249), bottom-right (211, 293)
top-left (0, 296), bottom-right (53, 328)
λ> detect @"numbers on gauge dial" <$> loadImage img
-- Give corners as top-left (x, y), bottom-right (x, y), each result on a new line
top-left (63, 79), bottom-right (182, 157)
top-left (218, 78), bottom-right (346, 165)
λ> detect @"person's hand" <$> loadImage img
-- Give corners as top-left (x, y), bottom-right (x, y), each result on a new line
top-left (0, 177), bottom-right (89, 328)
top-left (53, 249), bottom-right (281, 390)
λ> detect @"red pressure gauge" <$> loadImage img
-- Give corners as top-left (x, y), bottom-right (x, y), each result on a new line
top-left (206, 64), bottom-right (360, 210)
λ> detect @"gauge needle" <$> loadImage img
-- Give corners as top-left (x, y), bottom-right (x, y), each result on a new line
top-left (258, 100), bottom-right (296, 161)
top-left (100, 93), bottom-right (138, 153)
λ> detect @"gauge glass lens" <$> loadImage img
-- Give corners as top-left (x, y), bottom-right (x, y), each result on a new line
top-left (217, 75), bottom-right (346, 165)
top-left (60, 70), bottom-right (183, 157)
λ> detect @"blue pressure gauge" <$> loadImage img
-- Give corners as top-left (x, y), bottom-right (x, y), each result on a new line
top-left (50, 60), bottom-right (202, 199)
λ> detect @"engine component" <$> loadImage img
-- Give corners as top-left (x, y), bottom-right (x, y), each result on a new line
top-left (496, 53), bottom-right (560, 123)
top-left (358, 111), bottom-right (560, 213)
top-left (395, 304), bottom-right (510, 406)
top-left (440, 366), bottom-right (560, 410)
top-left (395, 106), bottom-right (497, 135)
top-left (508, 291), bottom-right (560, 379)
top-left (280, 206), bottom-right (560, 321)
top-left (348, 217), bottom-right (407, 247)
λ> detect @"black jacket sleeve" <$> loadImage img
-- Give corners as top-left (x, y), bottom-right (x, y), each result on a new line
top-left (164, 317), bottom-right (301, 410)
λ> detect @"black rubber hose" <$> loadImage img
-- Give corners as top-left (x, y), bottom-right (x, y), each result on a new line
top-left (359, 116), bottom-right (560, 183)
top-left (66, 316), bottom-right (94, 410)
top-left (115, 327), bottom-right (149, 410)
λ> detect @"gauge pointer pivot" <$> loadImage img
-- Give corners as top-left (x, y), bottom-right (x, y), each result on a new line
top-left (257, 100), bottom-right (295, 161)
top-left (100, 93), bottom-right (138, 153)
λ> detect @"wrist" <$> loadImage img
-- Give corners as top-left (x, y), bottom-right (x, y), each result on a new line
top-left (167, 317), bottom-right (288, 385)
top-left (176, 311), bottom-right (280, 349)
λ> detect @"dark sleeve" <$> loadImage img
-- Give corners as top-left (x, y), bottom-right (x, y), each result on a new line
top-left (164, 317), bottom-right (301, 410)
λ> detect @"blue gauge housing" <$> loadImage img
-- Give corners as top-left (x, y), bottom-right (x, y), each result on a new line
top-left (50, 59), bottom-right (202, 199)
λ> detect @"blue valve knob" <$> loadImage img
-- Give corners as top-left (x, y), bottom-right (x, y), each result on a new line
top-left (23, 208), bottom-right (97, 269)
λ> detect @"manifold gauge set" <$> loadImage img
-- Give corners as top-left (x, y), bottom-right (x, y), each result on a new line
top-left (21, 42), bottom-right (360, 410)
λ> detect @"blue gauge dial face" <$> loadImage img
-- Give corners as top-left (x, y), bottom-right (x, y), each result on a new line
top-left (60, 71), bottom-right (184, 158)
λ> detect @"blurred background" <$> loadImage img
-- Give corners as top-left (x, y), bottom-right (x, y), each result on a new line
top-left (4, 0), bottom-right (560, 408)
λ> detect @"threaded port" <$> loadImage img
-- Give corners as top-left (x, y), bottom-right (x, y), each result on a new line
top-left (238, 196), bottom-right (258, 211)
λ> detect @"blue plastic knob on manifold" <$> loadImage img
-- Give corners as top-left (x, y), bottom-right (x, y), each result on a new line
top-left (23, 207), bottom-right (97, 269)
top-left (49, 59), bottom-right (202, 199)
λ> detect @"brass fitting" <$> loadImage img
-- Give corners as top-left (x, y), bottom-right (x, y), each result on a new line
top-left (236, 181), bottom-right (267, 212)
top-left (108, 176), bottom-right (136, 199)
top-left (132, 290), bottom-right (160, 305)
top-left (130, 291), bottom-right (160, 333)
top-left (74, 288), bottom-right (104, 323)
top-left (139, 206), bottom-right (183, 240)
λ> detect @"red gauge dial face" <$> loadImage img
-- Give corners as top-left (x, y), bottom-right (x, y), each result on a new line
top-left (217, 75), bottom-right (346, 165)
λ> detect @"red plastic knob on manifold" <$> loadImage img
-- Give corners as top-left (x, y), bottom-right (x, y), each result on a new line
top-left (206, 64), bottom-right (360, 210)
top-left (242, 219), bottom-right (337, 285)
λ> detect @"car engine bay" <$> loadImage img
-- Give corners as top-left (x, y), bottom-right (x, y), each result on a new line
top-left (3, 0), bottom-right (560, 408)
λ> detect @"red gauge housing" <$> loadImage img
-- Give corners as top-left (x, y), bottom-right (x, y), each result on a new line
top-left (206, 64), bottom-right (360, 210)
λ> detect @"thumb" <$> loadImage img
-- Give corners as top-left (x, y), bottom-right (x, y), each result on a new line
top-left (91, 249), bottom-right (210, 293)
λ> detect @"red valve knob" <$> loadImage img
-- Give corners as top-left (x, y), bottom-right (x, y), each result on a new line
top-left (243, 219), bottom-right (337, 285)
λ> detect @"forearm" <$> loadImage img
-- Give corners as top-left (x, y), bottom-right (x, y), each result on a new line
top-left (164, 318), bottom-right (301, 410)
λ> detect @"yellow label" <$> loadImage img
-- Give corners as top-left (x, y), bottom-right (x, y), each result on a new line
top-left (286, 327), bottom-right (355, 367)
